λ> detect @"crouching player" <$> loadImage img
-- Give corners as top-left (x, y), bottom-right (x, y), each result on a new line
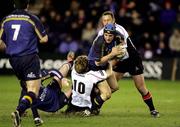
top-left (65, 55), bottom-right (112, 116)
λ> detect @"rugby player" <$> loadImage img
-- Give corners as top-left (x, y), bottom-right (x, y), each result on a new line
top-left (0, 0), bottom-right (48, 126)
top-left (18, 51), bottom-right (75, 126)
top-left (96, 11), bottom-right (160, 117)
top-left (65, 55), bottom-right (112, 116)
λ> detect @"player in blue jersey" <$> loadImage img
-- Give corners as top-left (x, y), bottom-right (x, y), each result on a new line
top-left (0, 0), bottom-right (48, 126)
top-left (88, 23), bottom-right (124, 112)
top-left (95, 11), bottom-right (159, 117)
top-left (20, 69), bottom-right (72, 126)
top-left (19, 51), bottom-right (75, 126)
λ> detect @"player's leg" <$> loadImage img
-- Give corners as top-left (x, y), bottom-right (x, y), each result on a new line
top-left (16, 79), bottom-right (40, 114)
top-left (114, 71), bottom-right (124, 81)
top-left (96, 80), bottom-right (111, 105)
top-left (91, 80), bottom-right (111, 115)
top-left (60, 78), bottom-right (72, 104)
top-left (31, 107), bottom-right (43, 126)
top-left (132, 74), bottom-right (159, 117)
top-left (61, 78), bottom-right (72, 98)
top-left (11, 54), bottom-right (41, 127)
top-left (106, 73), bottom-right (119, 93)
top-left (12, 80), bottom-right (40, 127)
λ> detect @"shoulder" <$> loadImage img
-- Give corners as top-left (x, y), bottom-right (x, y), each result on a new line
top-left (27, 12), bottom-right (41, 23)
top-left (115, 23), bottom-right (129, 38)
top-left (97, 28), bottom-right (104, 36)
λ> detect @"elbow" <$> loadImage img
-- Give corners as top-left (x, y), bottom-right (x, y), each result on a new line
top-left (95, 61), bottom-right (101, 66)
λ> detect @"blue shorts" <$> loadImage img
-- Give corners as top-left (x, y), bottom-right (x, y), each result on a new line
top-left (33, 79), bottom-right (68, 112)
top-left (9, 53), bottom-right (41, 81)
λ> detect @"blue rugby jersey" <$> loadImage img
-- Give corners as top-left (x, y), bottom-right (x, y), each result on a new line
top-left (88, 35), bottom-right (117, 70)
top-left (0, 9), bottom-right (46, 56)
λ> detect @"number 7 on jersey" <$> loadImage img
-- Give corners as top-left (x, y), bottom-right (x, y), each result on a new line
top-left (11, 24), bottom-right (21, 41)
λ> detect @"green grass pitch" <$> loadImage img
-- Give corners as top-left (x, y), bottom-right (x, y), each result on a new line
top-left (0, 75), bottom-right (180, 127)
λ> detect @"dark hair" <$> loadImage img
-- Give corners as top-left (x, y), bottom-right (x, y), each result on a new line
top-left (102, 11), bottom-right (115, 20)
top-left (14, 0), bottom-right (29, 9)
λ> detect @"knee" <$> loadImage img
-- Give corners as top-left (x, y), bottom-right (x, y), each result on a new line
top-left (105, 92), bottom-right (111, 100)
top-left (111, 85), bottom-right (119, 93)
top-left (101, 91), bottom-right (111, 101)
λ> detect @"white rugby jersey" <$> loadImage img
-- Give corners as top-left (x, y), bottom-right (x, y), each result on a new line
top-left (71, 68), bottom-right (107, 108)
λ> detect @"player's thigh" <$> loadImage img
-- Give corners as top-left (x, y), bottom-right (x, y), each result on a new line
top-left (97, 80), bottom-right (111, 96)
top-left (114, 71), bottom-right (124, 81)
top-left (26, 79), bottom-right (41, 96)
top-left (107, 73), bottom-right (119, 90)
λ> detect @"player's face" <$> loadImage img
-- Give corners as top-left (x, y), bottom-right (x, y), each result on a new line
top-left (102, 15), bottom-right (114, 26)
top-left (104, 33), bottom-right (115, 43)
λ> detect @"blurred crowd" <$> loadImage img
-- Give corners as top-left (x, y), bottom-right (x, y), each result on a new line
top-left (2, 0), bottom-right (180, 59)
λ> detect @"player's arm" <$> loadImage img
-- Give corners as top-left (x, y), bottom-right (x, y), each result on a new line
top-left (40, 35), bottom-right (48, 43)
top-left (58, 51), bottom-right (75, 77)
top-left (0, 27), bottom-right (6, 51)
top-left (0, 39), bottom-right (6, 51)
top-left (105, 62), bottom-right (112, 77)
top-left (95, 46), bottom-right (122, 66)
top-left (32, 15), bottom-right (48, 43)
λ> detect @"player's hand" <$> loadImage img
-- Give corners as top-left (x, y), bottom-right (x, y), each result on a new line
top-left (116, 44), bottom-right (127, 58)
top-left (67, 51), bottom-right (75, 62)
top-left (111, 46), bottom-right (123, 56)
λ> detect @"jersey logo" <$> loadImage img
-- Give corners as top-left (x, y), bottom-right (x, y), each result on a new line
top-left (99, 70), bottom-right (104, 76)
top-left (27, 72), bottom-right (36, 78)
top-left (135, 66), bottom-right (139, 71)
top-left (39, 88), bottom-right (47, 101)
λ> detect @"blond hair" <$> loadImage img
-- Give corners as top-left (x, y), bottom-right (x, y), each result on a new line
top-left (74, 55), bottom-right (88, 74)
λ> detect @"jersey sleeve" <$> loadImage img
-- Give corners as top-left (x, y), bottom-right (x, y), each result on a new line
top-left (89, 36), bottom-right (104, 61)
top-left (90, 70), bottom-right (107, 83)
top-left (31, 15), bottom-right (47, 38)
top-left (97, 28), bottom-right (104, 36)
top-left (0, 18), bottom-right (6, 41)
top-left (115, 24), bottom-right (129, 42)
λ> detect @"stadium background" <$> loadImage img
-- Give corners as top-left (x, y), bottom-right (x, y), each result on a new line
top-left (0, 1), bottom-right (180, 127)
top-left (0, 0), bottom-right (180, 80)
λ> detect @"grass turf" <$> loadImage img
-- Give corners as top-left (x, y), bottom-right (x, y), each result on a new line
top-left (0, 75), bottom-right (180, 127)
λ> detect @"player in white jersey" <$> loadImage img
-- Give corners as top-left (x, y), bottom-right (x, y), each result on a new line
top-left (96, 11), bottom-right (159, 117)
top-left (66, 55), bottom-right (112, 116)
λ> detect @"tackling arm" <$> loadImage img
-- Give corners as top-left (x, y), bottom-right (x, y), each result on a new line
top-left (105, 62), bottom-right (113, 77)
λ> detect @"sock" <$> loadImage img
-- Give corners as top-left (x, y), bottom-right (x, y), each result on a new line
top-left (93, 95), bottom-right (104, 109)
top-left (142, 92), bottom-right (155, 111)
top-left (59, 92), bottom-right (69, 108)
top-left (31, 108), bottom-right (40, 119)
top-left (17, 91), bottom-right (36, 116)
